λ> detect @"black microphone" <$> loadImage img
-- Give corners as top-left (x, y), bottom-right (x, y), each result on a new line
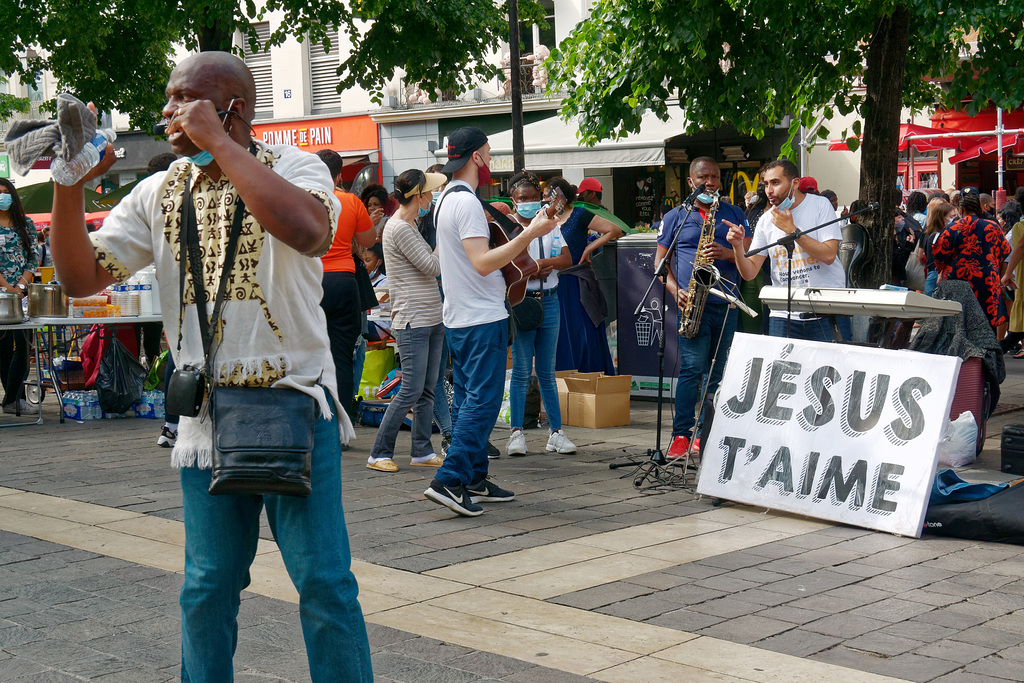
top-left (153, 121), bottom-right (168, 135)
top-left (684, 183), bottom-right (706, 208)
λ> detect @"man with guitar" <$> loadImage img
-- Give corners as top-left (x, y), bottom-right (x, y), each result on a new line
top-left (424, 127), bottom-right (558, 517)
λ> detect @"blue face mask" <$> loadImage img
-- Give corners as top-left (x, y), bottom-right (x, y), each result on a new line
top-left (697, 191), bottom-right (716, 205)
top-left (778, 180), bottom-right (797, 210)
top-left (0, 194), bottom-right (12, 211)
top-left (431, 191), bottom-right (441, 203)
top-left (188, 150), bottom-right (214, 167)
top-left (418, 206), bottom-right (430, 218)
top-left (516, 201), bottom-right (542, 219)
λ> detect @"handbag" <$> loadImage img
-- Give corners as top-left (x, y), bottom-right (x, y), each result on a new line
top-left (178, 155), bottom-right (316, 497)
top-left (511, 296), bottom-right (544, 331)
top-left (510, 236), bottom-right (547, 332)
top-left (208, 385), bottom-right (315, 497)
top-left (905, 244), bottom-right (926, 292)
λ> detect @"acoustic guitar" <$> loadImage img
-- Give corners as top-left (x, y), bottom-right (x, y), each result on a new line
top-left (486, 187), bottom-right (567, 305)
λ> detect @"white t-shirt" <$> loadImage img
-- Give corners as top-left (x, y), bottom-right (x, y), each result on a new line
top-left (435, 181), bottom-right (508, 328)
top-left (525, 229), bottom-right (567, 291)
top-left (88, 142), bottom-right (351, 466)
top-left (750, 193), bottom-right (846, 319)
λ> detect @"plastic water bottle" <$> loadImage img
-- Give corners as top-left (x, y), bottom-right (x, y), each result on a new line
top-left (50, 129), bottom-right (117, 186)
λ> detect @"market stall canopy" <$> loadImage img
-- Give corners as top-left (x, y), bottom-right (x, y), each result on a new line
top-left (827, 123), bottom-right (973, 152)
top-left (473, 109), bottom-right (688, 172)
top-left (948, 134), bottom-right (1024, 164)
top-left (28, 212), bottom-right (108, 231)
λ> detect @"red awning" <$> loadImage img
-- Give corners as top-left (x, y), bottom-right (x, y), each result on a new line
top-left (827, 123), bottom-right (967, 152)
top-left (948, 134), bottom-right (1024, 164)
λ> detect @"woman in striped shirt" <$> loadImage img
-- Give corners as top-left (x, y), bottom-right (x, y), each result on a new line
top-left (366, 170), bottom-right (449, 472)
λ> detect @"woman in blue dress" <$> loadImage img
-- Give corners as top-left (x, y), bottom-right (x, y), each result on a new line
top-left (544, 178), bottom-right (623, 374)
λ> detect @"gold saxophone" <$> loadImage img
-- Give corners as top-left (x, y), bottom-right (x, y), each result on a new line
top-left (678, 193), bottom-right (722, 338)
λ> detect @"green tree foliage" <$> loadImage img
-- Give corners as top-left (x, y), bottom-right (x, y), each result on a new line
top-left (0, 0), bottom-right (542, 129)
top-left (549, 0), bottom-right (1024, 286)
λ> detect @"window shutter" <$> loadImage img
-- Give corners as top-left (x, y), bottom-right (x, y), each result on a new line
top-left (242, 22), bottom-right (273, 120)
top-left (309, 30), bottom-right (341, 114)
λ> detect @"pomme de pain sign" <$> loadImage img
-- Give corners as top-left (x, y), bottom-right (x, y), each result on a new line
top-left (697, 334), bottom-right (960, 537)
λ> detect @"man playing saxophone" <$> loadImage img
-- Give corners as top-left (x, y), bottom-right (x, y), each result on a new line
top-left (655, 157), bottom-right (751, 462)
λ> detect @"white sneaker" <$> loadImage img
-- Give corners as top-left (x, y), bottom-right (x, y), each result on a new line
top-left (3, 399), bottom-right (38, 416)
top-left (507, 429), bottom-right (527, 456)
top-left (546, 429), bottom-right (576, 454)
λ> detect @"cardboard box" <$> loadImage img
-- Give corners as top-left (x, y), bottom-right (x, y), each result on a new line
top-left (561, 373), bottom-right (632, 428)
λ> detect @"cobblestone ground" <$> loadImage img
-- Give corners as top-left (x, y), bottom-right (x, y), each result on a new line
top-left (1, 358), bottom-right (1023, 682)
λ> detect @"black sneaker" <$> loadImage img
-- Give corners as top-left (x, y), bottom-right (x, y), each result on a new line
top-left (467, 476), bottom-right (515, 503)
top-left (441, 434), bottom-right (451, 458)
top-left (487, 440), bottom-right (501, 459)
top-left (157, 426), bottom-right (177, 448)
top-left (424, 479), bottom-right (483, 517)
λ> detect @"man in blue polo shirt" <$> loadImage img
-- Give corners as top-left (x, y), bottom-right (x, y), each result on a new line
top-left (655, 157), bottom-right (750, 462)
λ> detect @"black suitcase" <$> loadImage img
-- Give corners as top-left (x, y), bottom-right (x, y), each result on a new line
top-left (1001, 425), bottom-right (1024, 475)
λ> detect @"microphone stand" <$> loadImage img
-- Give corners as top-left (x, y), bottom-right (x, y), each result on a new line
top-left (745, 202), bottom-right (878, 338)
top-left (609, 188), bottom-right (704, 489)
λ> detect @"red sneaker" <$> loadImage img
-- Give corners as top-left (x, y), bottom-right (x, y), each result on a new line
top-left (666, 435), bottom-right (690, 460)
top-left (694, 437), bottom-right (702, 453)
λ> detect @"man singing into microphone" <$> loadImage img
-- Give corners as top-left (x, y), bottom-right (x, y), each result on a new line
top-left (655, 157), bottom-right (750, 462)
top-left (728, 159), bottom-right (849, 342)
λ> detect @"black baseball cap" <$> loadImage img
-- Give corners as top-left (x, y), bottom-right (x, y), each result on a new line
top-left (441, 127), bottom-right (488, 174)
top-left (961, 186), bottom-right (980, 198)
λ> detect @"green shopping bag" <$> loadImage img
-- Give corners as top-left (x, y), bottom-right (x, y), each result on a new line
top-left (144, 350), bottom-right (169, 391)
top-left (357, 347), bottom-right (395, 399)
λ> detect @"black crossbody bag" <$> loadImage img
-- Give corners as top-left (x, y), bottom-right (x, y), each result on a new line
top-left (173, 164), bottom-right (316, 497)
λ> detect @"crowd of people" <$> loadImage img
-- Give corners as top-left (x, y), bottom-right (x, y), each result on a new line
top-left (5, 49), bottom-right (1024, 682)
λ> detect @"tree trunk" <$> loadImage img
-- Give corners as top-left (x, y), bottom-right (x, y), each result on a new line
top-left (857, 6), bottom-right (910, 288)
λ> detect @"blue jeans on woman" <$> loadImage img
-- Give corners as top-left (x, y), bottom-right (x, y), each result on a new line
top-left (510, 294), bottom-right (561, 430)
top-left (432, 331), bottom-right (452, 438)
top-left (178, 394), bottom-right (371, 682)
top-left (434, 319), bottom-right (507, 488)
top-left (370, 323), bottom-right (445, 459)
top-left (925, 270), bottom-right (938, 297)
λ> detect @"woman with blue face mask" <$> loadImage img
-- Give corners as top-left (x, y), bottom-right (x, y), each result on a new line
top-left (366, 169), bottom-right (449, 472)
top-left (505, 171), bottom-right (577, 456)
top-left (0, 178), bottom-right (39, 416)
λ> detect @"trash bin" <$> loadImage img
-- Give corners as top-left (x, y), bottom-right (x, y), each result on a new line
top-left (615, 234), bottom-right (678, 397)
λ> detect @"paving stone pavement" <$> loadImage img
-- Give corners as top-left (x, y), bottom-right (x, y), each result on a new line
top-left (2, 356), bottom-right (1024, 681)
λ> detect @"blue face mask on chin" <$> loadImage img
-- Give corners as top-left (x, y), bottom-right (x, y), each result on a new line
top-left (188, 150), bottom-right (214, 167)
top-left (778, 181), bottom-right (796, 210)
top-left (0, 194), bottom-right (12, 211)
top-left (516, 201), bottom-right (542, 219)
top-left (418, 206), bottom-right (430, 218)
top-left (697, 191), bottom-right (716, 205)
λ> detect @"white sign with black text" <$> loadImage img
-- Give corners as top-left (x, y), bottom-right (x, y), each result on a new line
top-left (697, 334), bottom-right (961, 538)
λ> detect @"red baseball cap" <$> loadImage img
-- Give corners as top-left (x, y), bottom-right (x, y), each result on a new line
top-left (798, 177), bottom-right (818, 194)
top-left (578, 177), bottom-right (602, 193)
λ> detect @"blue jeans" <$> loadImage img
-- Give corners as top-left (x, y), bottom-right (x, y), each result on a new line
top-left (925, 270), bottom-right (938, 297)
top-left (768, 315), bottom-right (852, 342)
top-left (179, 394), bottom-right (371, 683)
top-left (511, 294), bottom-right (561, 430)
top-left (432, 331), bottom-right (452, 438)
top-left (674, 304), bottom-right (736, 438)
top-left (435, 319), bottom-right (507, 488)
top-left (370, 323), bottom-right (444, 459)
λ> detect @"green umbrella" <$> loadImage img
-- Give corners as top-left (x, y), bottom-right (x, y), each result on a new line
top-left (13, 181), bottom-right (55, 214)
top-left (87, 179), bottom-right (140, 212)
top-left (573, 201), bottom-right (634, 234)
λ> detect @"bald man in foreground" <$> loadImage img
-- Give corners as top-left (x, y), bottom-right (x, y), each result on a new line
top-left (49, 52), bottom-right (372, 681)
